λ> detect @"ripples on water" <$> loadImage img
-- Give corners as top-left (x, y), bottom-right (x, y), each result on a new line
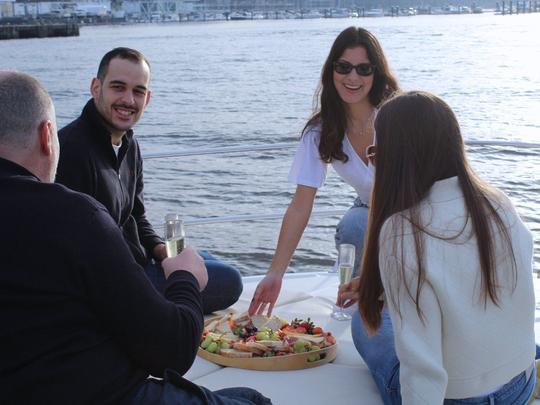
top-left (1, 14), bottom-right (539, 274)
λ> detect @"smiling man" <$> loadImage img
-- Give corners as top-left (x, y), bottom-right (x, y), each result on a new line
top-left (91, 52), bottom-right (151, 146)
top-left (57, 48), bottom-right (243, 314)
top-left (57, 48), bottom-right (164, 271)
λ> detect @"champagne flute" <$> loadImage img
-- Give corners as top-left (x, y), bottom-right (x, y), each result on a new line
top-left (331, 243), bottom-right (355, 321)
top-left (164, 213), bottom-right (185, 258)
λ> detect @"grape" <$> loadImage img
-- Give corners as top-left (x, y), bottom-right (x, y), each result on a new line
top-left (307, 353), bottom-right (321, 362)
top-left (293, 340), bottom-right (310, 353)
top-left (207, 342), bottom-right (218, 353)
top-left (200, 335), bottom-right (213, 349)
top-left (310, 345), bottom-right (321, 351)
top-left (220, 341), bottom-right (230, 350)
top-left (256, 331), bottom-right (270, 341)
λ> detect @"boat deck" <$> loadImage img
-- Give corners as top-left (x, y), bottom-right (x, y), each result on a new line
top-left (186, 272), bottom-right (540, 405)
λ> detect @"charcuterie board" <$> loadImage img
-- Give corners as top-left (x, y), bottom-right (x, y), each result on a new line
top-left (197, 314), bottom-right (337, 371)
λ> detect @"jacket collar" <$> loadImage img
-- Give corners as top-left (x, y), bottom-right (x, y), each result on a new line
top-left (81, 99), bottom-right (134, 148)
top-left (81, 99), bottom-right (134, 162)
top-left (0, 157), bottom-right (40, 181)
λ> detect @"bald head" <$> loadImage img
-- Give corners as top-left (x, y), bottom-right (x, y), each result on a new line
top-left (0, 71), bottom-right (59, 182)
top-left (0, 71), bottom-right (54, 150)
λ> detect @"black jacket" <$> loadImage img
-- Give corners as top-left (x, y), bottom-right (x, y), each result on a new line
top-left (0, 157), bottom-right (204, 404)
top-left (56, 99), bottom-right (162, 266)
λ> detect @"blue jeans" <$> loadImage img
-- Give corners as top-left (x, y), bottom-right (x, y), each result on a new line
top-left (145, 250), bottom-right (243, 314)
top-left (351, 310), bottom-right (536, 405)
top-left (334, 197), bottom-right (369, 275)
top-left (131, 368), bottom-right (273, 404)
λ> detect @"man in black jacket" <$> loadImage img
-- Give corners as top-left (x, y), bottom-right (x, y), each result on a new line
top-left (56, 47), bottom-right (242, 314)
top-left (0, 71), bottom-right (271, 404)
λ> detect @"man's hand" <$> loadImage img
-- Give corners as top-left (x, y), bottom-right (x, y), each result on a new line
top-left (161, 246), bottom-right (208, 291)
top-left (152, 243), bottom-right (168, 261)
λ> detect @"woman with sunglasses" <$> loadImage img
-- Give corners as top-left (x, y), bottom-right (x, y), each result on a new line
top-left (339, 91), bottom-right (536, 404)
top-left (248, 26), bottom-right (399, 317)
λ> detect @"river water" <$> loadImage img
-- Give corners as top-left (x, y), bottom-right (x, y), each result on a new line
top-left (1, 13), bottom-right (539, 274)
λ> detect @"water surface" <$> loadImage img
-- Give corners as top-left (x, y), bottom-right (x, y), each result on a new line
top-left (1, 14), bottom-right (539, 274)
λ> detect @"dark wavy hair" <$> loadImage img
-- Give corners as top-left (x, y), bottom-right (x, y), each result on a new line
top-left (97, 47), bottom-right (150, 81)
top-left (357, 91), bottom-right (516, 333)
top-left (303, 27), bottom-right (399, 163)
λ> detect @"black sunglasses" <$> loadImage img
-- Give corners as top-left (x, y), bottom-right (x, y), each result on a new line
top-left (333, 61), bottom-right (375, 76)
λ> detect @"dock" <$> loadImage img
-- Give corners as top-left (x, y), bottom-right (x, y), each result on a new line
top-left (0, 22), bottom-right (79, 40)
top-left (497, 0), bottom-right (540, 13)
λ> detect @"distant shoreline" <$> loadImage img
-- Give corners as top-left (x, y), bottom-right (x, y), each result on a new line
top-left (0, 6), bottom-right (499, 28)
top-left (0, 21), bottom-right (79, 40)
top-left (2, 5), bottom-right (538, 38)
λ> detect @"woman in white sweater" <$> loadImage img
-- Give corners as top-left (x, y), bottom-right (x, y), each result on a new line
top-left (339, 91), bottom-right (536, 404)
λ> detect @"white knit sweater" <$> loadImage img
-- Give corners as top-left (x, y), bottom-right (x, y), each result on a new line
top-left (379, 177), bottom-right (535, 404)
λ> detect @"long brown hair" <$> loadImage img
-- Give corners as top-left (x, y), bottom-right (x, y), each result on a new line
top-left (357, 91), bottom-right (516, 333)
top-left (303, 26), bottom-right (399, 163)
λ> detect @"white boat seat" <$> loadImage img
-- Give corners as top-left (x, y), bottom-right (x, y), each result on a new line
top-left (186, 272), bottom-right (540, 405)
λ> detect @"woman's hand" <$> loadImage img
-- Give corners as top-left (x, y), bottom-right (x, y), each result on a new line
top-left (337, 276), bottom-right (360, 308)
top-left (248, 273), bottom-right (284, 317)
top-left (248, 186), bottom-right (317, 317)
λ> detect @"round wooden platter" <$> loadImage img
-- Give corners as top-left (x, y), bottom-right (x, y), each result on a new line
top-left (197, 315), bottom-right (337, 371)
top-left (197, 344), bottom-right (337, 371)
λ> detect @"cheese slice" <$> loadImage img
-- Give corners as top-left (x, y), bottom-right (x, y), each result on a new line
top-left (282, 333), bottom-right (326, 344)
top-left (251, 314), bottom-right (281, 331)
top-left (219, 348), bottom-right (253, 358)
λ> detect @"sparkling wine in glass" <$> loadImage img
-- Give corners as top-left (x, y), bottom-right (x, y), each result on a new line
top-left (331, 243), bottom-right (355, 321)
top-left (164, 213), bottom-right (185, 258)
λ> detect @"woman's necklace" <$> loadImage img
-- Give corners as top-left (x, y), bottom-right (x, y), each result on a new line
top-left (348, 109), bottom-right (375, 138)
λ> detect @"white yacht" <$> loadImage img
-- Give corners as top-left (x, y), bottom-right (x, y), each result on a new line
top-left (364, 8), bottom-right (385, 17)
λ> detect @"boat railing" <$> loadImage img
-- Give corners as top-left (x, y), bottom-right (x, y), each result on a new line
top-left (144, 142), bottom-right (293, 160)
top-left (143, 139), bottom-right (540, 160)
top-left (145, 138), bottom-right (539, 272)
top-left (145, 139), bottom-right (540, 227)
top-left (182, 208), bottom-right (347, 226)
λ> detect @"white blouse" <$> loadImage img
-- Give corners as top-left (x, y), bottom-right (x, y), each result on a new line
top-left (287, 125), bottom-right (374, 203)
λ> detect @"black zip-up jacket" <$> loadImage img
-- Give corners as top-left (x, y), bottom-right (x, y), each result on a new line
top-left (56, 99), bottom-right (162, 266)
top-left (0, 157), bottom-right (204, 404)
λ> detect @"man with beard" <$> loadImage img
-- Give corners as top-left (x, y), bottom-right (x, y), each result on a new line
top-left (56, 48), bottom-right (243, 314)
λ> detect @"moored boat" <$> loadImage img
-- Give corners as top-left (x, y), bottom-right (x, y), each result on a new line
top-left (229, 11), bottom-right (252, 20)
top-left (364, 8), bottom-right (385, 17)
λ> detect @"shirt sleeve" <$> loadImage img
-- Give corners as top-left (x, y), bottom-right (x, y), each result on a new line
top-left (379, 217), bottom-right (448, 404)
top-left (75, 202), bottom-right (203, 377)
top-left (287, 127), bottom-right (327, 189)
